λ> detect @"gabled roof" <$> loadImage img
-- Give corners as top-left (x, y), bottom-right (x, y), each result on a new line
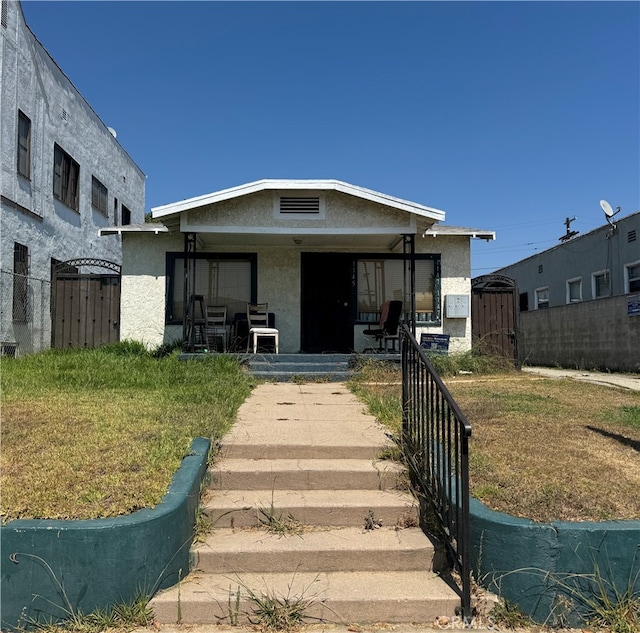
top-left (151, 179), bottom-right (446, 222)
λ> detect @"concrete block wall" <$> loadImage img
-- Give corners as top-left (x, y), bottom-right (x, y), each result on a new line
top-left (518, 295), bottom-right (640, 372)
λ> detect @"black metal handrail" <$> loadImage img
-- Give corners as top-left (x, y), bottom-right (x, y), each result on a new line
top-left (400, 324), bottom-right (473, 620)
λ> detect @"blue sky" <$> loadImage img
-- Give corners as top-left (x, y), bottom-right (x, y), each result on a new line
top-left (21, 1), bottom-right (639, 276)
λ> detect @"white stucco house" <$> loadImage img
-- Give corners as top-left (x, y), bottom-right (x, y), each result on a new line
top-left (102, 179), bottom-right (494, 355)
top-left (0, 0), bottom-right (145, 355)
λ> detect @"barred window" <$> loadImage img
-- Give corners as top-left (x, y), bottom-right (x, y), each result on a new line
top-left (13, 242), bottom-right (29, 322)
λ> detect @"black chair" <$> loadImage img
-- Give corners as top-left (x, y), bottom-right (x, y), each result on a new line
top-left (363, 300), bottom-right (403, 352)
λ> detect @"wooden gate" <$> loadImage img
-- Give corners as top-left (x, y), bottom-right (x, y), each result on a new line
top-left (52, 259), bottom-right (121, 349)
top-left (471, 274), bottom-right (518, 366)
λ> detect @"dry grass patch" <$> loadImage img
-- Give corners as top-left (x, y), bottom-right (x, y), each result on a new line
top-left (446, 375), bottom-right (640, 522)
top-left (350, 360), bottom-right (640, 522)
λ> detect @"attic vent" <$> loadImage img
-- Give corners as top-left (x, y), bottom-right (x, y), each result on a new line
top-left (629, 229), bottom-right (637, 243)
top-left (61, 108), bottom-right (68, 122)
top-left (280, 197), bottom-right (320, 214)
top-left (538, 264), bottom-right (543, 274)
top-left (1, 0), bottom-right (8, 28)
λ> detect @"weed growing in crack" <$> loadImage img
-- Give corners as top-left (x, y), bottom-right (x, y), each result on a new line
top-left (257, 500), bottom-right (304, 536)
top-left (364, 510), bottom-right (382, 531)
top-left (239, 573), bottom-right (323, 631)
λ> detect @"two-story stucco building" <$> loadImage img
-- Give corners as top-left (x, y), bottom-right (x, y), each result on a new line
top-left (0, 0), bottom-right (145, 355)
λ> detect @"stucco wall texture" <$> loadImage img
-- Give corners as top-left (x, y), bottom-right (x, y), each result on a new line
top-left (1, 1), bottom-right (145, 352)
top-left (120, 232), bottom-right (474, 354)
top-left (518, 294), bottom-right (640, 372)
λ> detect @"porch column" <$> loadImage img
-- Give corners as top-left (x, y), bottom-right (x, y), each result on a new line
top-left (183, 232), bottom-right (197, 352)
top-left (402, 234), bottom-right (416, 336)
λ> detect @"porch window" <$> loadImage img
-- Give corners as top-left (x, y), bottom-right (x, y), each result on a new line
top-left (167, 254), bottom-right (255, 323)
top-left (356, 256), bottom-right (440, 324)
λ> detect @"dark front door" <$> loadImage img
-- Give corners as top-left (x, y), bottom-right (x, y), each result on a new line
top-left (301, 253), bottom-right (354, 353)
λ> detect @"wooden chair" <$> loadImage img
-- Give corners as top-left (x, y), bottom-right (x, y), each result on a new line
top-left (246, 303), bottom-right (279, 353)
top-left (206, 305), bottom-right (228, 352)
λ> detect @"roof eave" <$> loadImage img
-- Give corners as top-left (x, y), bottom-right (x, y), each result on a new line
top-left (151, 179), bottom-right (446, 222)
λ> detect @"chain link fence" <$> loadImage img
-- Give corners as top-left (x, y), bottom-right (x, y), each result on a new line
top-left (0, 269), bottom-right (52, 357)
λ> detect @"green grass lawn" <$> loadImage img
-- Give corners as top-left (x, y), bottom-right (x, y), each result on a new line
top-left (1, 343), bottom-right (253, 522)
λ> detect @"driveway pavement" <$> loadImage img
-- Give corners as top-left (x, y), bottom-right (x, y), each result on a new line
top-left (522, 365), bottom-right (640, 391)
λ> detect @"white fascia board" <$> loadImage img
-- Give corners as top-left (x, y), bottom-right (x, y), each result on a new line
top-left (423, 226), bottom-right (496, 241)
top-left (98, 224), bottom-right (169, 236)
top-left (152, 179), bottom-right (445, 222)
top-left (180, 221), bottom-right (417, 236)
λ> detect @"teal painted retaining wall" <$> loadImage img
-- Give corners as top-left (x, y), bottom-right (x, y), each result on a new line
top-left (1, 437), bottom-right (210, 630)
top-left (470, 498), bottom-right (640, 625)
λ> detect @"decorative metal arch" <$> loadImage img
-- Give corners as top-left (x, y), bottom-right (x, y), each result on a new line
top-left (472, 274), bottom-right (516, 291)
top-left (53, 258), bottom-right (121, 275)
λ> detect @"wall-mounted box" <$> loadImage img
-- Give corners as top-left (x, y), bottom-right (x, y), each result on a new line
top-left (445, 294), bottom-right (470, 318)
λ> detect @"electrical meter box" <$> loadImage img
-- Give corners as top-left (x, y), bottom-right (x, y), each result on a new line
top-left (445, 295), bottom-right (470, 318)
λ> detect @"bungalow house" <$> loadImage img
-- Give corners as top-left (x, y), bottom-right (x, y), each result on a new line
top-left (101, 179), bottom-right (494, 354)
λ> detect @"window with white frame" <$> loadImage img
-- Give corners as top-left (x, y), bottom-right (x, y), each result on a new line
top-left (535, 287), bottom-right (549, 309)
top-left (592, 270), bottom-right (610, 298)
top-left (566, 278), bottom-right (582, 303)
top-left (356, 256), bottom-right (440, 324)
top-left (625, 261), bottom-right (640, 293)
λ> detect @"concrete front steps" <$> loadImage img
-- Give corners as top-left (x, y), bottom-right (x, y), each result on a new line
top-left (150, 384), bottom-right (459, 626)
top-left (244, 353), bottom-right (354, 382)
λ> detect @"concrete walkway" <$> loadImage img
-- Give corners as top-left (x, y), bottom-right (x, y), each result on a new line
top-left (149, 382), bottom-right (477, 628)
top-left (522, 365), bottom-right (640, 391)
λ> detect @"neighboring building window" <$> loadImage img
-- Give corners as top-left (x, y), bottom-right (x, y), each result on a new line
top-left (113, 197), bottom-right (119, 225)
top-left (519, 292), bottom-right (529, 312)
top-left (166, 254), bottom-right (256, 323)
top-left (593, 270), bottom-right (610, 298)
top-left (53, 144), bottom-right (80, 211)
top-left (91, 176), bottom-right (108, 215)
top-left (17, 110), bottom-right (31, 179)
top-left (121, 204), bottom-right (131, 225)
top-left (13, 243), bottom-right (29, 322)
top-left (535, 287), bottom-right (549, 309)
top-left (566, 278), bottom-right (582, 303)
top-left (625, 262), bottom-right (640, 293)
top-left (356, 256), bottom-right (440, 324)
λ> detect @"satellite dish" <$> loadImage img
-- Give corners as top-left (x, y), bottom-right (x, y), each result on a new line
top-left (600, 199), bottom-right (614, 218)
